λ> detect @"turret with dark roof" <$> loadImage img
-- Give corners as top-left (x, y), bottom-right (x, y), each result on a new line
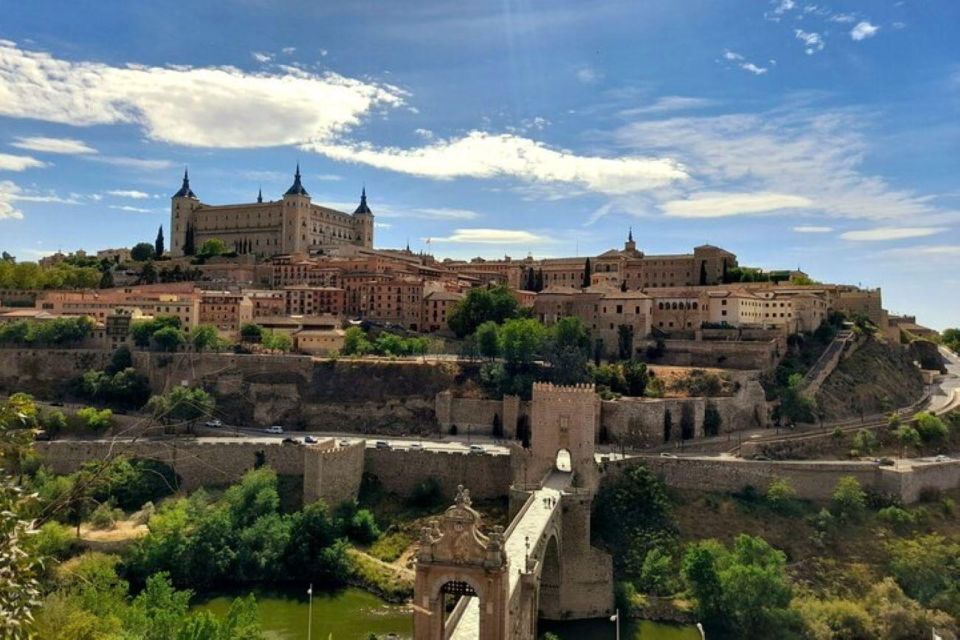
top-left (353, 186), bottom-right (372, 215)
top-left (284, 163), bottom-right (309, 197)
top-left (172, 168), bottom-right (198, 199)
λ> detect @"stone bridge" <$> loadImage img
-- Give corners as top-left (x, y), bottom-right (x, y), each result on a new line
top-left (413, 383), bottom-right (614, 640)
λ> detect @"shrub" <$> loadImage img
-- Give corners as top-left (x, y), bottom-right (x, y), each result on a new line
top-left (638, 547), bottom-right (677, 595)
top-left (852, 429), bottom-right (878, 455)
top-left (831, 476), bottom-right (866, 521)
top-left (89, 502), bottom-right (123, 530)
top-left (765, 478), bottom-right (800, 515)
top-left (877, 506), bottom-right (916, 530)
top-left (913, 412), bottom-right (948, 443)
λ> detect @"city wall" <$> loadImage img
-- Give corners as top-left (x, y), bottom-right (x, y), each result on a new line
top-left (606, 455), bottom-right (960, 504)
top-left (363, 448), bottom-right (512, 500)
top-left (303, 441), bottom-right (366, 507)
top-left (653, 339), bottom-right (781, 373)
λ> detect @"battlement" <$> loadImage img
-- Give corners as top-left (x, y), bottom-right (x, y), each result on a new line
top-left (532, 382), bottom-right (596, 394)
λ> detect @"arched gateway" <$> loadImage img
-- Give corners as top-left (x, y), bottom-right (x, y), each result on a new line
top-left (414, 383), bottom-right (614, 639)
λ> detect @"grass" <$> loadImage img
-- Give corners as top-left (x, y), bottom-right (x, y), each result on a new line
top-left (367, 529), bottom-right (413, 563)
top-left (346, 547), bottom-right (413, 602)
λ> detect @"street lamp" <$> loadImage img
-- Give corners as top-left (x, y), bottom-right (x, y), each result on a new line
top-left (306, 583), bottom-right (313, 640)
top-left (610, 609), bottom-right (620, 640)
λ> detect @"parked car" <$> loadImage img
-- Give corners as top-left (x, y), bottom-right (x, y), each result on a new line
top-left (935, 454), bottom-right (950, 462)
top-left (281, 437), bottom-right (298, 445)
top-left (304, 435), bottom-right (318, 444)
top-left (375, 440), bottom-right (391, 449)
top-left (205, 419), bottom-right (223, 428)
top-left (878, 458), bottom-right (896, 466)
top-left (339, 439), bottom-right (351, 447)
top-left (33, 430), bottom-right (51, 441)
top-left (409, 442), bottom-right (423, 450)
top-left (50, 401), bottom-right (64, 407)
top-left (265, 425), bottom-right (284, 434)
top-left (469, 444), bottom-right (484, 454)
top-left (659, 452), bottom-right (677, 458)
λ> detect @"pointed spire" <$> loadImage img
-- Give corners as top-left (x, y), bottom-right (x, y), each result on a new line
top-left (173, 166), bottom-right (197, 199)
top-left (353, 185), bottom-right (372, 214)
top-left (628, 226), bottom-right (633, 242)
top-left (284, 163), bottom-right (309, 197)
top-left (405, 238), bottom-right (411, 252)
top-left (257, 185), bottom-right (263, 203)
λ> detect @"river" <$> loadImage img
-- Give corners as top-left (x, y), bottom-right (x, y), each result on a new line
top-left (194, 587), bottom-right (701, 639)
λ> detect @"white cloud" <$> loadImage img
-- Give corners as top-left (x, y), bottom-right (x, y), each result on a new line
top-left (412, 208), bottom-right (481, 221)
top-left (661, 192), bottom-right (812, 218)
top-left (741, 63), bottom-right (768, 76)
top-left (723, 50), bottom-right (744, 61)
top-left (304, 131), bottom-right (687, 195)
top-left (85, 156), bottom-right (176, 171)
top-left (795, 29), bottom-right (825, 55)
top-left (414, 128), bottom-right (434, 140)
top-left (109, 204), bottom-right (154, 213)
top-left (0, 40), bottom-right (404, 148)
top-left (840, 227), bottom-right (946, 241)
top-left (575, 66), bottom-right (601, 84)
top-left (619, 96), bottom-right (717, 117)
top-left (0, 152), bottom-right (45, 171)
top-left (315, 173), bottom-right (342, 181)
top-left (11, 136), bottom-right (97, 154)
top-left (252, 52), bottom-right (273, 63)
top-left (0, 179), bottom-right (81, 219)
top-left (428, 228), bottom-right (548, 244)
top-left (106, 189), bottom-right (150, 199)
top-left (616, 108), bottom-right (954, 225)
top-left (850, 21), bottom-right (879, 41)
top-left (829, 13), bottom-right (857, 23)
top-left (281, 47), bottom-right (297, 55)
top-left (792, 225), bottom-right (834, 233)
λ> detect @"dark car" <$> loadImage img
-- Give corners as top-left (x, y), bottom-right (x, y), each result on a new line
top-left (304, 435), bottom-right (318, 444)
top-left (281, 437), bottom-right (299, 445)
top-left (33, 430), bottom-right (51, 441)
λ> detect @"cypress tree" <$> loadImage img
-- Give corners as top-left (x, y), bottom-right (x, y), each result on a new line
top-left (155, 225), bottom-right (165, 257)
top-left (582, 258), bottom-right (592, 288)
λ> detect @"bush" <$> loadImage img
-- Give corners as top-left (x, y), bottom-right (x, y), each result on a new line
top-left (831, 476), bottom-right (867, 521)
top-left (72, 406), bottom-right (113, 433)
top-left (638, 547), bottom-right (677, 595)
top-left (31, 521), bottom-right (79, 560)
top-left (877, 506), bottom-right (916, 530)
top-left (89, 502), bottom-right (123, 530)
top-left (913, 411), bottom-right (948, 443)
top-left (406, 477), bottom-right (443, 510)
top-left (765, 478), bottom-right (801, 515)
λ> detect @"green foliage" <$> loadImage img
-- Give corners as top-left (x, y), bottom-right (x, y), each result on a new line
top-left (153, 325), bottom-right (186, 352)
top-left (90, 458), bottom-right (178, 511)
top-left (877, 506), bottom-right (917, 530)
top-left (447, 285), bottom-right (521, 338)
top-left (830, 476), bottom-right (867, 521)
top-left (0, 259), bottom-right (101, 290)
top-left (190, 325), bottom-right (221, 352)
top-left (260, 329), bottom-right (292, 352)
top-left (146, 386), bottom-right (215, 424)
top-left (886, 534), bottom-right (960, 616)
top-left (77, 366), bottom-right (152, 409)
top-left (638, 547), bottom-right (678, 596)
top-left (590, 360), bottom-right (649, 397)
top-left (852, 429), bottom-right (879, 456)
top-left (30, 520), bottom-right (79, 561)
top-left (341, 327), bottom-right (428, 357)
top-left (795, 597), bottom-right (873, 640)
top-left (765, 478), bottom-right (801, 515)
top-left (73, 406), bottom-right (113, 432)
top-left (475, 320), bottom-right (500, 359)
top-left (406, 477), bottom-right (444, 510)
top-left (89, 501), bottom-right (123, 530)
top-left (130, 315), bottom-right (184, 350)
top-left (0, 479), bottom-right (43, 635)
top-left (681, 535), bottom-right (795, 639)
top-left (240, 323), bottom-right (264, 343)
top-left (913, 411), bottom-right (948, 443)
top-left (498, 317), bottom-right (545, 367)
top-left (943, 328), bottom-right (960, 355)
top-left (0, 316), bottom-right (95, 346)
top-left (778, 372), bottom-right (817, 425)
top-left (197, 238), bottom-right (229, 258)
top-left (130, 242), bottom-right (156, 262)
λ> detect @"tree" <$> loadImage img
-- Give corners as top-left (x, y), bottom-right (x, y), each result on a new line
top-left (197, 238), bottom-right (228, 258)
top-left (617, 324), bottom-right (634, 361)
top-left (189, 325), bottom-right (219, 352)
top-left (831, 476), bottom-right (866, 521)
top-left (913, 411), bottom-right (948, 443)
top-left (895, 425), bottom-right (921, 459)
top-left (779, 373), bottom-right (816, 426)
top-left (492, 413), bottom-right (503, 438)
top-left (131, 242), bottom-right (156, 262)
top-left (475, 321), bottom-right (500, 359)
top-left (582, 257), bottom-right (591, 288)
top-left (447, 285), bottom-right (520, 338)
top-left (498, 318), bottom-right (545, 369)
top-left (943, 328), bottom-right (960, 355)
top-left (239, 323), bottom-right (264, 344)
top-left (342, 327), bottom-right (370, 355)
top-left (99, 269), bottom-right (114, 289)
top-left (139, 261), bottom-right (158, 285)
top-left (622, 360), bottom-right (648, 397)
top-left (147, 387), bottom-right (215, 424)
top-left (154, 226), bottom-right (165, 257)
top-left (546, 317), bottom-right (591, 384)
top-left (663, 409), bottom-right (672, 442)
top-left (152, 326), bottom-right (185, 352)
top-left (261, 330), bottom-right (292, 352)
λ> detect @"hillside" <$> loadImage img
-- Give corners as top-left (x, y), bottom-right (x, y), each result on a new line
top-left (816, 337), bottom-right (924, 420)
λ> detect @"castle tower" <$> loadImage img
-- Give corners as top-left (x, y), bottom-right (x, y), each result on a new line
top-left (624, 227), bottom-right (636, 253)
top-left (353, 186), bottom-right (375, 249)
top-left (282, 163), bottom-right (311, 254)
top-left (170, 169), bottom-right (200, 257)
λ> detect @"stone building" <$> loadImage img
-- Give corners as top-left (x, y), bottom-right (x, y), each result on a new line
top-left (169, 166), bottom-right (374, 258)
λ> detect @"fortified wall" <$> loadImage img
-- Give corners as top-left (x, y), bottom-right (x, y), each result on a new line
top-left (609, 455), bottom-right (960, 504)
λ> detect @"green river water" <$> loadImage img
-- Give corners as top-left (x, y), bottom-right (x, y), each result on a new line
top-left (193, 587), bottom-right (701, 640)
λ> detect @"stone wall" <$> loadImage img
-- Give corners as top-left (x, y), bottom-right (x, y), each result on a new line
top-left (606, 455), bottom-right (960, 504)
top-left (653, 339), bottom-right (781, 372)
top-left (363, 448), bottom-right (512, 500)
top-left (303, 441), bottom-right (365, 507)
top-left (436, 392), bottom-right (526, 438)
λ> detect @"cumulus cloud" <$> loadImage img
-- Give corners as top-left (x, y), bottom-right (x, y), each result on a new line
top-left (251, 51), bottom-right (273, 63)
top-left (741, 63), bottom-right (768, 76)
top-left (850, 21), bottom-right (879, 41)
top-left (0, 180), bottom-right (80, 220)
top-left (792, 225), bottom-right (834, 233)
top-left (661, 192), bottom-right (812, 218)
top-left (428, 228), bottom-right (548, 244)
top-left (0, 153), bottom-right (46, 171)
top-left (0, 40), bottom-right (404, 148)
top-left (305, 131), bottom-right (686, 195)
top-left (829, 13), bottom-right (857, 24)
top-left (840, 227), bottom-right (946, 241)
top-left (11, 136), bottom-right (97, 154)
top-left (106, 189), bottom-right (150, 199)
top-left (795, 30), bottom-right (825, 55)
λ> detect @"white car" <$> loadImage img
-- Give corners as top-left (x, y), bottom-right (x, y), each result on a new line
top-left (469, 444), bottom-right (485, 454)
top-left (265, 425), bottom-right (284, 434)
top-left (409, 442), bottom-right (423, 450)
top-left (205, 419), bottom-right (223, 428)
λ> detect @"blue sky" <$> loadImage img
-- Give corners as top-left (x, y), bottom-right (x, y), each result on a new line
top-left (0, 0), bottom-right (957, 328)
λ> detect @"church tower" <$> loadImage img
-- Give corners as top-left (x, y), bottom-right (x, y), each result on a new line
top-left (170, 169), bottom-right (200, 257)
top-left (353, 187), bottom-right (374, 249)
top-left (282, 164), bottom-right (311, 255)
top-left (624, 227), bottom-right (636, 253)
